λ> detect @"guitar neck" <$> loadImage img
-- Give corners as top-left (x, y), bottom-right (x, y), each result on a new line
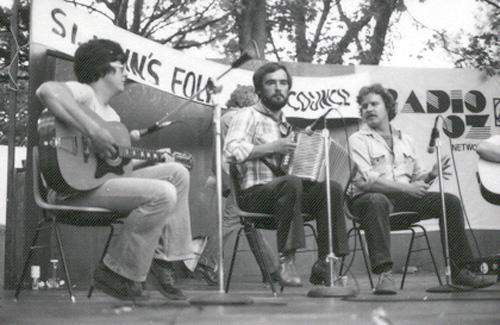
top-left (118, 146), bottom-right (165, 163)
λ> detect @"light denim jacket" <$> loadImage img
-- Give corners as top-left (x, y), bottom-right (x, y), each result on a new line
top-left (348, 124), bottom-right (428, 197)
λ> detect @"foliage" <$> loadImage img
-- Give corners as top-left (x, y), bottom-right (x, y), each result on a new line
top-left (0, 79), bottom-right (29, 146)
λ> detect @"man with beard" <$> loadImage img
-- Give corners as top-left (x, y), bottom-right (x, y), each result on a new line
top-left (223, 63), bottom-right (349, 287)
top-left (348, 83), bottom-right (495, 294)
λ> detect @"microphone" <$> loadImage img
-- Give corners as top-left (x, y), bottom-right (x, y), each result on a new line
top-left (427, 115), bottom-right (440, 154)
top-left (305, 108), bottom-right (334, 135)
top-left (130, 121), bottom-right (173, 141)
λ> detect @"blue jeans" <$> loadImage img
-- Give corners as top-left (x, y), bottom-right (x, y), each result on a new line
top-left (350, 191), bottom-right (473, 275)
top-left (56, 162), bottom-right (194, 282)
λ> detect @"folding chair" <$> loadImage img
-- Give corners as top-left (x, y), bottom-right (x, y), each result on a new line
top-left (14, 147), bottom-right (125, 302)
top-left (340, 210), bottom-right (443, 290)
top-left (224, 163), bottom-right (317, 296)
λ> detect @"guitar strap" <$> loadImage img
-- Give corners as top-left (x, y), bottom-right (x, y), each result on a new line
top-left (259, 158), bottom-right (286, 177)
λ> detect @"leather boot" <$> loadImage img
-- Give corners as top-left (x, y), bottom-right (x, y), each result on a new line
top-left (278, 255), bottom-right (302, 287)
top-left (309, 259), bottom-right (331, 285)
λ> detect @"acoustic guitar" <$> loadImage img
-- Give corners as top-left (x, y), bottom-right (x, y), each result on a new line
top-left (38, 110), bottom-right (193, 194)
top-left (477, 158), bottom-right (500, 205)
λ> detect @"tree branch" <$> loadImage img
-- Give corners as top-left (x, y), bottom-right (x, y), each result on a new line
top-left (63, 0), bottom-right (114, 22)
top-left (479, 0), bottom-right (500, 9)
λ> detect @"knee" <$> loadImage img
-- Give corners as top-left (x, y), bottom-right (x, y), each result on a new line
top-left (280, 175), bottom-right (302, 192)
top-left (359, 193), bottom-right (391, 212)
top-left (170, 162), bottom-right (190, 183)
top-left (151, 182), bottom-right (178, 211)
top-left (444, 193), bottom-right (460, 207)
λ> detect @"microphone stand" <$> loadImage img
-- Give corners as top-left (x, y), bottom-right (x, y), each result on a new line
top-left (307, 111), bottom-right (356, 298)
top-left (426, 118), bottom-right (471, 293)
top-left (189, 95), bottom-right (253, 306)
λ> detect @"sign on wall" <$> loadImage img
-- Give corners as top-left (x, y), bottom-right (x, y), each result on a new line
top-left (31, 0), bottom-right (367, 120)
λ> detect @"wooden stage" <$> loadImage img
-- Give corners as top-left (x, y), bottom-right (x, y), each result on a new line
top-left (2, 272), bottom-right (499, 324)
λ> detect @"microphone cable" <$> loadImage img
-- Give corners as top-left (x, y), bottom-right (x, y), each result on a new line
top-left (446, 135), bottom-right (485, 261)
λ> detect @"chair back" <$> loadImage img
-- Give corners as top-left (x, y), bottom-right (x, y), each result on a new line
top-left (31, 146), bottom-right (116, 216)
top-left (32, 146), bottom-right (53, 211)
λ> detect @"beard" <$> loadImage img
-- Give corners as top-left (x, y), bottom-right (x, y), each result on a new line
top-left (260, 93), bottom-right (288, 112)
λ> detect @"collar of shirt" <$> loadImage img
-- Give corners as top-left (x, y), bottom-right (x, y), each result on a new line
top-left (358, 123), bottom-right (402, 152)
top-left (253, 101), bottom-right (287, 123)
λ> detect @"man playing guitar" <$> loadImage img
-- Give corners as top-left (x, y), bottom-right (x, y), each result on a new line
top-left (36, 39), bottom-right (198, 301)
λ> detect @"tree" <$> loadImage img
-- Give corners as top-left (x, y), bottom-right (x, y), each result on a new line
top-left (0, 0), bottom-right (232, 146)
top-left (227, 0), bottom-right (498, 76)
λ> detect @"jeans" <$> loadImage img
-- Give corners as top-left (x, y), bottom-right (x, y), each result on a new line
top-left (199, 177), bottom-right (278, 274)
top-left (56, 162), bottom-right (194, 282)
top-left (238, 175), bottom-right (349, 260)
top-left (350, 191), bottom-right (473, 275)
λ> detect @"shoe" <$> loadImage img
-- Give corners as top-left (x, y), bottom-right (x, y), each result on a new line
top-left (93, 263), bottom-right (149, 301)
top-left (262, 271), bottom-right (281, 284)
top-left (278, 255), bottom-right (302, 287)
top-left (309, 259), bottom-right (331, 286)
top-left (149, 260), bottom-right (187, 300)
top-left (194, 263), bottom-right (218, 286)
top-left (373, 271), bottom-right (397, 295)
top-left (452, 269), bottom-right (496, 289)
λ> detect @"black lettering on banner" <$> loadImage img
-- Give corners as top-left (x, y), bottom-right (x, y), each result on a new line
top-left (122, 49), bottom-right (161, 85)
top-left (171, 67), bottom-right (185, 94)
top-left (427, 90), bottom-right (450, 114)
top-left (451, 143), bottom-right (478, 152)
top-left (129, 52), bottom-right (146, 79)
top-left (147, 59), bottom-right (161, 85)
top-left (170, 67), bottom-right (210, 102)
top-left (183, 71), bottom-right (196, 98)
top-left (51, 8), bottom-right (66, 38)
top-left (71, 24), bottom-right (78, 44)
top-left (443, 115), bottom-right (465, 139)
top-left (464, 90), bottom-right (486, 113)
top-left (287, 88), bottom-right (350, 112)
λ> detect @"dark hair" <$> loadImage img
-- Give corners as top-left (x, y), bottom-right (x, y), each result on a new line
top-left (225, 85), bottom-right (257, 108)
top-left (73, 39), bottom-right (126, 84)
top-left (252, 62), bottom-right (292, 94)
top-left (356, 83), bottom-right (397, 121)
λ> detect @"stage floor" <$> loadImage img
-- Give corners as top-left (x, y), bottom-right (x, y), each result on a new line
top-left (2, 273), bottom-right (499, 324)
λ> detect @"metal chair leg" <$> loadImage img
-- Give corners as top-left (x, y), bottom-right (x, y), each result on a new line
top-left (14, 219), bottom-right (44, 300)
top-left (88, 225), bottom-right (115, 299)
top-left (225, 226), bottom-right (244, 293)
top-left (357, 227), bottom-right (374, 289)
top-left (245, 223), bottom-right (277, 296)
top-left (417, 225), bottom-right (443, 286)
top-left (53, 222), bottom-right (75, 303)
top-left (400, 228), bottom-right (416, 290)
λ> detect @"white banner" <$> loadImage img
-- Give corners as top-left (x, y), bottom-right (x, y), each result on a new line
top-left (357, 65), bottom-right (500, 230)
top-left (31, 0), bottom-right (366, 120)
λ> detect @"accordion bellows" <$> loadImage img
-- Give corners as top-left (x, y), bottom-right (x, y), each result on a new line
top-left (287, 131), bottom-right (352, 187)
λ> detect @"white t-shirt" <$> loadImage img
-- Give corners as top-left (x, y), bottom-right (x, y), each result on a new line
top-left (65, 81), bottom-right (121, 122)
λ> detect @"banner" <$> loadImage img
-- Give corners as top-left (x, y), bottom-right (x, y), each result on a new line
top-left (31, 0), bottom-right (366, 120)
top-left (357, 65), bottom-right (500, 229)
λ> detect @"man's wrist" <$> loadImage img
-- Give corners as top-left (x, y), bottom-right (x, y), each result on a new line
top-left (425, 171), bottom-right (436, 183)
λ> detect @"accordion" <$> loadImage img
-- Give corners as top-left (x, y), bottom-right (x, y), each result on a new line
top-left (281, 131), bottom-right (351, 186)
